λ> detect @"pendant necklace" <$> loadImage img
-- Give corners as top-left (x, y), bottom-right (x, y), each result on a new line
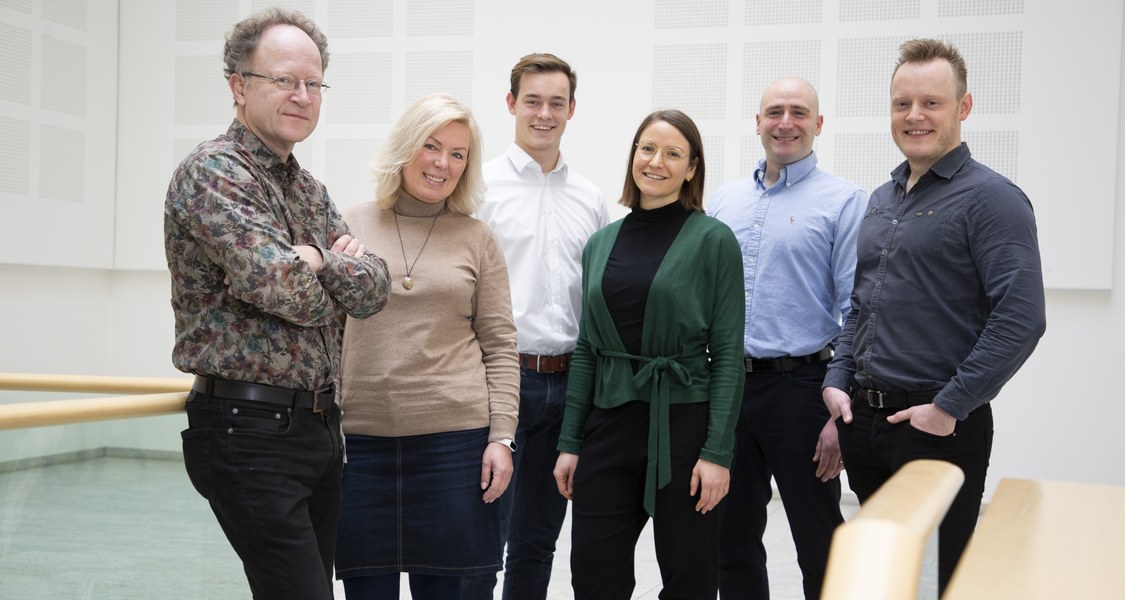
top-left (393, 209), bottom-right (440, 290)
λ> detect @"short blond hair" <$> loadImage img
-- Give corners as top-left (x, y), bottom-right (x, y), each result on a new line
top-left (372, 94), bottom-right (485, 215)
top-left (893, 38), bottom-right (968, 98)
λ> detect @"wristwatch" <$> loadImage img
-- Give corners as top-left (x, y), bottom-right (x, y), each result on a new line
top-left (492, 438), bottom-right (517, 452)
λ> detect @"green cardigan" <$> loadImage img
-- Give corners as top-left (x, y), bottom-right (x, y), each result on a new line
top-left (559, 210), bottom-right (745, 515)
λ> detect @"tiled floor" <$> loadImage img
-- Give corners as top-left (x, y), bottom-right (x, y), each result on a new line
top-left (0, 454), bottom-right (937, 599)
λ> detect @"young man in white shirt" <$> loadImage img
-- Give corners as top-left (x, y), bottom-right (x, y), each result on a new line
top-left (463, 53), bottom-right (608, 600)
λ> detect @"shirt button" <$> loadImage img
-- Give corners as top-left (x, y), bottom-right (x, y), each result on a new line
top-left (892, 219), bottom-right (898, 225)
top-left (882, 249), bottom-right (888, 255)
top-left (875, 281), bottom-right (882, 287)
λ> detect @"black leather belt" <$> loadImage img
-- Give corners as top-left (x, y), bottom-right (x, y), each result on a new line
top-left (856, 387), bottom-right (939, 410)
top-left (192, 376), bottom-right (333, 413)
top-left (518, 353), bottom-right (573, 373)
top-left (745, 347), bottom-right (832, 373)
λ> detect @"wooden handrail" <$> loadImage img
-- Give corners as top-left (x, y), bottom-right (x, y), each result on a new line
top-left (0, 372), bottom-right (191, 431)
top-left (0, 391), bottom-right (188, 430)
top-left (0, 372), bottom-right (192, 394)
top-left (821, 459), bottom-right (965, 600)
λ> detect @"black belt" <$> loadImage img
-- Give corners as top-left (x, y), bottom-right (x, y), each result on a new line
top-left (856, 387), bottom-right (939, 410)
top-left (518, 353), bottom-right (573, 373)
top-left (192, 376), bottom-right (333, 413)
top-left (745, 347), bottom-right (832, 373)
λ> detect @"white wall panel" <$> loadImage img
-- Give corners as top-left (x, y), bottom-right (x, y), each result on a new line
top-left (0, 0), bottom-right (116, 269)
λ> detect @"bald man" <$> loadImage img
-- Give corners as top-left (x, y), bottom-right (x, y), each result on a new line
top-left (708, 77), bottom-right (867, 600)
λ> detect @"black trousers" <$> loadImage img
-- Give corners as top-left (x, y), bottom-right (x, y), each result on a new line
top-left (570, 401), bottom-right (723, 600)
top-left (837, 400), bottom-right (993, 596)
top-left (719, 360), bottom-right (843, 600)
top-left (182, 389), bottom-right (344, 600)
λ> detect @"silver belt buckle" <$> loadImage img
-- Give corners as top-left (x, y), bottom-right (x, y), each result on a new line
top-left (871, 390), bottom-right (887, 409)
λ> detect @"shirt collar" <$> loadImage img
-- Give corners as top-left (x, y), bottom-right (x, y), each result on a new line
top-left (228, 119), bottom-right (300, 178)
top-left (892, 142), bottom-right (971, 185)
top-left (753, 151), bottom-right (818, 191)
top-left (505, 142), bottom-right (569, 179)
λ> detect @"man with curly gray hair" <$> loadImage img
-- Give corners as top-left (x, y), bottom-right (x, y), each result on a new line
top-left (164, 8), bottom-right (389, 599)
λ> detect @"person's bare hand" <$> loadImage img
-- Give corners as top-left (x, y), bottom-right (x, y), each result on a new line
top-left (812, 418), bottom-right (845, 481)
top-left (330, 234), bottom-right (365, 258)
top-left (822, 386), bottom-right (853, 424)
top-left (553, 452), bottom-right (579, 500)
top-left (480, 442), bottom-right (513, 503)
top-left (690, 459), bottom-right (729, 514)
top-left (887, 403), bottom-right (956, 436)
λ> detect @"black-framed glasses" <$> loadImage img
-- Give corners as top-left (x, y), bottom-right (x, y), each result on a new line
top-left (241, 72), bottom-right (331, 95)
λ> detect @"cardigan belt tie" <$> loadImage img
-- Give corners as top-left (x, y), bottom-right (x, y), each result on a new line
top-left (599, 348), bottom-right (693, 516)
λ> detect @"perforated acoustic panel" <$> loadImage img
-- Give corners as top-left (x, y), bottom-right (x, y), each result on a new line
top-left (655, 0), bottom-right (728, 29)
top-left (327, 0), bottom-right (392, 39)
top-left (42, 0), bottom-right (86, 31)
top-left (404, 51), bottom-right (474, 109)
top-left (840, 0), bottom-right (921, 21)
top-left (175, 0), bottom-right (237, 41)
top-left (407, 0), bottom-right (473, 36)
top-left (1, 23), bottom-right (31, 105)
top-left (41, 35), bottom-right (85, 116)
top-left (745, 0), bottom-right (822, 25)
top-left (326, 53), bottom-right (393, 125)
top-left (653, 44), bottom-right (727, 120)
top-left (0, 117), bottom-right (30, 195)
top-left (742, 40), bottom-right (821, 120)
top-left (175, 55), bottom-right (231, 126)
top-left (938, 0), bottom-right (1024, 17)
top-left (325, 138), bottom-right (382, 210)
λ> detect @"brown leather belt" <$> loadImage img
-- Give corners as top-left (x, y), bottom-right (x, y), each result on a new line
top-left (745, 347), bottom-right (833, 373)
top-left (192, 375), bottom-right (333, 413)
top-left (518, 353), bottom-right (573, 373)
top-left (856, 387), bottom-right (939, 410)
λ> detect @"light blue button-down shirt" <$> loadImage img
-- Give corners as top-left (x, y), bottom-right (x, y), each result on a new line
top-left (708, 152), bottom-right (868, 359)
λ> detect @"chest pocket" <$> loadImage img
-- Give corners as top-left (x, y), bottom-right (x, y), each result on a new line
top-left (898, 207), bottom-right (951, 257)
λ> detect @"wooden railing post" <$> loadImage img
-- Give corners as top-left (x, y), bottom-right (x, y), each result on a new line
top-left (821, 459), bottom-right (964, 600)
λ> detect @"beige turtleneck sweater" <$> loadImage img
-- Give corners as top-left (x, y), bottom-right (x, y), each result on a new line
top-left (338, 194), bottom-right (519, 442)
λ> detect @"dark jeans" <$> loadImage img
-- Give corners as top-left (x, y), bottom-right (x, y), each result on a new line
top-left (836, 399), bottom-right (994, 596)
top-left (570, 401), bottom-right (723, 600)
top-left (181, 389), bottom-right (344, 600)
top-left (462, 370), bottom-right (570, 600)
top-left (719, 360), bottom-right (843, 600)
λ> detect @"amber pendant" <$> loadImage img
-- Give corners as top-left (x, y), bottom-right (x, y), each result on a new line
top-left (402, 276), bottom-right (414, 290)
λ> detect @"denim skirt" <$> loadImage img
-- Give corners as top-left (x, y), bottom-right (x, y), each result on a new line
top-left (335, 427), bottom-right (502, 579)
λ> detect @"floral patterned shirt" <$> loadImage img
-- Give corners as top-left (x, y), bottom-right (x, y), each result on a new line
top-left (165, 119), bottom-right (389, 390)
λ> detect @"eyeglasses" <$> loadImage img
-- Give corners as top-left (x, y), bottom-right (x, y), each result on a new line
top-left (241, 72), bottom-right (331, 95)
top-left (635, 142), bottom-right (690, 163)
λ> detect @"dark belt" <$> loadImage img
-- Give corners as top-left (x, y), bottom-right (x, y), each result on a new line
top-left (192, 376), bottom-right (333, 413)
top-left (518, 353), bottom-right (572, 373)
top-left (745, 347), bottom-right (832, 373)
top-left (856, 387), bottom-right (939, 410)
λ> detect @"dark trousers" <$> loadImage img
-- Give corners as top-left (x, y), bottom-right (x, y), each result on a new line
top-left (837, 400), bottom-right (993, 596)
top-left (181, 389), bottom-right (344, 600)
top-left (719, 361), bottom-right (843, 600)
top-left (570, 401), bottom-right (723, 600)
top-left (462, 370), bottom-right (571, 600)
top-left (344, 573), bottom-right (461, 599)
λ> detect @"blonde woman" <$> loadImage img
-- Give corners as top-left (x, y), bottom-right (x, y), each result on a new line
top-left (335, 94), bottom-right (519, 599)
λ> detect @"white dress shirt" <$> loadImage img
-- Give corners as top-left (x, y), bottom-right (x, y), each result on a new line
top-left (478, 143), bottom-right (609, 356)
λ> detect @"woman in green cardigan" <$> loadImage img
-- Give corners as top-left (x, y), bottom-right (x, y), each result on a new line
top-left (553, 110), bottom-right (745, 599)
